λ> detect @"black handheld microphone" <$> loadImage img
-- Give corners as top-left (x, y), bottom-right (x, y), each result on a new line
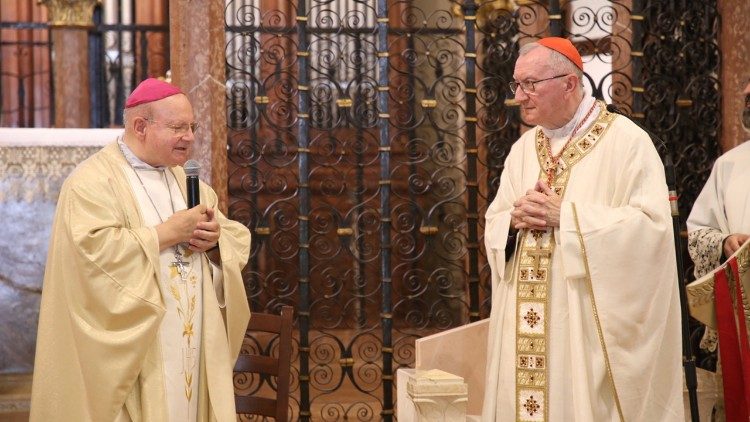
top-left (184, 159), bottom-right (201, 208)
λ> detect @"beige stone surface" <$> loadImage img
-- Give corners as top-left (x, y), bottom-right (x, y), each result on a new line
top-left (415, 318), bottom-right (489, 417)
top-left (398, 368), bottom-right (469, 422)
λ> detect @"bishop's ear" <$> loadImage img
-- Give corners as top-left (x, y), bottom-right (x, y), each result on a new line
top-left (133, 116), bottom-right (149, 136)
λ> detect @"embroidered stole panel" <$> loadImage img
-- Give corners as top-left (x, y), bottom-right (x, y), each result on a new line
top-left (514, 104), bottom-right (614, 421)
top-left (123, 166), bottom-right (204, 422)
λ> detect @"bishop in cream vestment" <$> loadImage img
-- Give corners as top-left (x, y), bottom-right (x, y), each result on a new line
top-left (30, 142), bottom-right (251, 421)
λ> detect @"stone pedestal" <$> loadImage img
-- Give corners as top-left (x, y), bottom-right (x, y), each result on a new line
top-left (416, 318), bottom-right (489, 417)
top-left (397, 319), bottom-right (488, 420)
top-left (398, 369), bottom-right (468, 422)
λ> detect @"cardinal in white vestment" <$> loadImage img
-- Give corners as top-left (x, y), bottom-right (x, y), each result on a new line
top-left (481, 37), bottom-right (684, 421)
top-left (30, 78), bottom-right (251, 421)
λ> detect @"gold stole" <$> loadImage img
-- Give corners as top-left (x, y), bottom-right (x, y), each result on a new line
top-left (514, 102), bottom-right (614, 421)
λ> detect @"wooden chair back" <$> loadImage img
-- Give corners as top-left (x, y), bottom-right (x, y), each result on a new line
top-left (234, 305), bottom-right (293, 421)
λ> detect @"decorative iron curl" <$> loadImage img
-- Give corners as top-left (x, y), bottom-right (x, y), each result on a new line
top-left (396, 267), bottom-right (430, 297)
top-left (230, 4), bottom-right (259, 27)
top-left (392, 336), bottom-right (416, 365)
top-left (352, 363), bottom-right (382, 392)
top-left (390, 133), bottom-right (431, 163)
top-left (321, 402), bottom-right (377, 422)
top-left (260, 7), bottom-right (296, 31)
top-left (392, 233), bottom-right (423, 260)
top-left (259, 36), bottom-right (298, 70)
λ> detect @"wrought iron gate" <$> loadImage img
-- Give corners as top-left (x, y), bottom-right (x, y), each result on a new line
top-left (224, 0), bottom-right (720, 420)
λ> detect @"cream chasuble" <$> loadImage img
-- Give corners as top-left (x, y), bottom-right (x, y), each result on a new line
top-left (120, 164), bottom-right (204, 422)
top-left (30, 142), bottom-right (251, 422)
top-left (482, 99), bottom-right (684, 422)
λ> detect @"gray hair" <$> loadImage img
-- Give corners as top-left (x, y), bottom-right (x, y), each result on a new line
top-left (519, 42), bottom-right (584, 93)
top-left (123, 103), bottom-right (152, 128)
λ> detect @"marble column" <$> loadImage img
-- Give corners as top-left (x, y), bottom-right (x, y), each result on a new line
top-left (39, 0), bottom-right (98, 128)
top-left (169, 0), bottom-right (229, 212)
top-left (718, 0), bottom-right (750, 152)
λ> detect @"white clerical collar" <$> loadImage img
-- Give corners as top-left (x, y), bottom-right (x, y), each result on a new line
top-left (117, 137), bottom-right (167, 171)
top-left (541, 95), bottom-right (598, 140)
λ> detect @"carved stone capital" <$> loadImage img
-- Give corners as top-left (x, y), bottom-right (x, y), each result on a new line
top-left (452, 0), bottom-right (516, 31)
top-left (405, 369), bottom-right (469, 421)
top-left (38, 0), bottom-right (100, 28)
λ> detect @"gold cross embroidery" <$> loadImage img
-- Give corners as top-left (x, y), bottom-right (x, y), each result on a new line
top-left (526, 243), bottom-right (551, 274)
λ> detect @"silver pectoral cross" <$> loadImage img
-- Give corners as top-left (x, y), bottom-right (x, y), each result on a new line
top-left (171, 252), bottom-right (191, 283)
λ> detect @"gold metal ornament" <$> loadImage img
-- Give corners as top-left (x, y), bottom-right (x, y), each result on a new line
top-left (39, 0), bottom-right (101, 28)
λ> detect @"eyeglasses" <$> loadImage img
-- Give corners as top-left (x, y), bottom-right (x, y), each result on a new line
top-left (147, 119), bottom-right (199, 135)
top-left (509, 74), bottom-right (569, 95)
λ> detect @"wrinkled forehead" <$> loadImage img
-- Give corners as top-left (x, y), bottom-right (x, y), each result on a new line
top-left (513, 48), bottom-right (552, 80)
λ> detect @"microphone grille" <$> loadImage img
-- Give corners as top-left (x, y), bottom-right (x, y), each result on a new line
top-left (184, 159), bottom-right (201, 177)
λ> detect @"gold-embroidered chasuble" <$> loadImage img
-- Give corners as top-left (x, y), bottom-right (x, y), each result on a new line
top-left (29, 142), bottom-right (252, 422)
top-left (514, 102), bottom-right (614, 421)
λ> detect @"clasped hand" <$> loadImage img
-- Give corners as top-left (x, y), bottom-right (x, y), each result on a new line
top-left (510, 180), bottom-right (562, 230)
top-left (159, 204), bottom-right (221, 252)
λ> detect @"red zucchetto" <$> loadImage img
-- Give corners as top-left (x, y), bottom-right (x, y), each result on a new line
top-left (537, 37), bottom-right (584, 71)
top-left (124, 78), bottom-right (183, 108)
